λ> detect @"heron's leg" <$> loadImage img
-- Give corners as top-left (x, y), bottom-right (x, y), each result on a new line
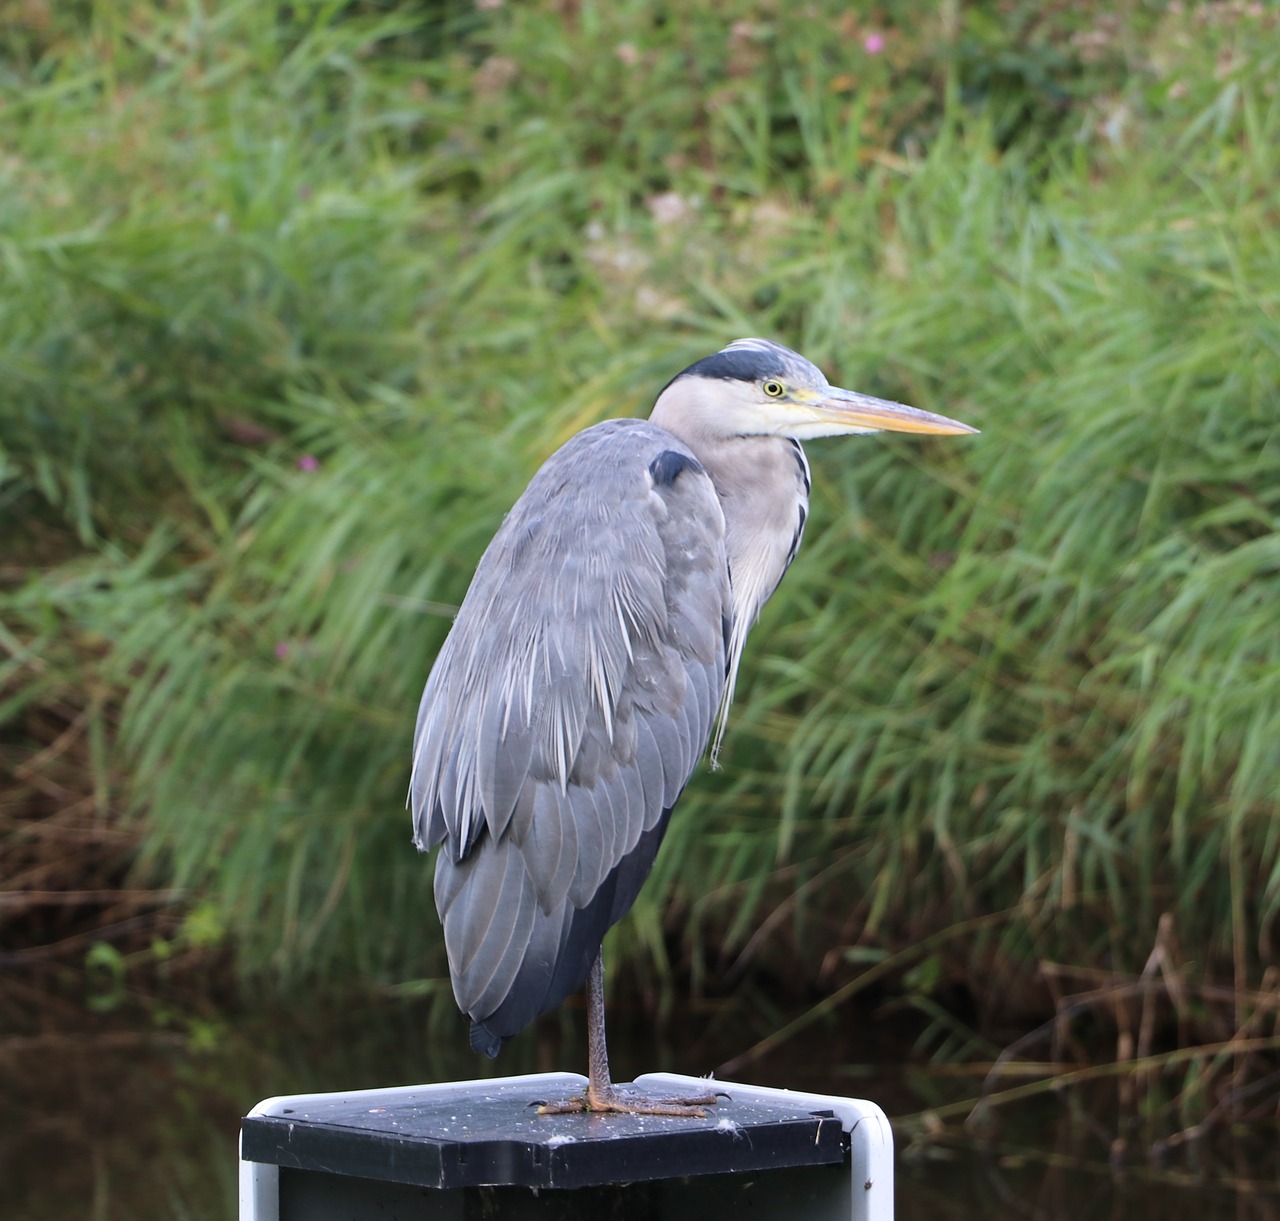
top-left (584, 950), bottom-right (615, 1100)
top-left (538, 951), bottom-right (722, 1117)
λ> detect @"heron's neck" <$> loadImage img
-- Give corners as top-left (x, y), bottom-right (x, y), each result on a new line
top-left (689, 432), bottom-right (810, 604)
top-left (651, 392), bottom-right (811, 760)
top-left (651, 395), bottom-right (809, 626)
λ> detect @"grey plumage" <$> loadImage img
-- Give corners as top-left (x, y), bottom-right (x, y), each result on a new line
top-left (411, 420), bottom-right (729, 1054)
top-left (409, 338), bottom-right (976, 1070)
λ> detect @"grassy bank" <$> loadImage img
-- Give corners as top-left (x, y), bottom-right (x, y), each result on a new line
top-left (3, 0), bottom-right (1278, 1129)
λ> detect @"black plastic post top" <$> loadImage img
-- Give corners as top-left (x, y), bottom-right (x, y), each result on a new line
top-left (241, 1074), bottom-right (850, 1192)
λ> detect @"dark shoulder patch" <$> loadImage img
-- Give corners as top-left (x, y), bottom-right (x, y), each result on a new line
top-left (649, 449), bottom-right (702, 487)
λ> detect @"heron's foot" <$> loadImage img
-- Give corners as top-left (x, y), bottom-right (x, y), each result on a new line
top-left (537, 1082), bottom-right (725, 1118)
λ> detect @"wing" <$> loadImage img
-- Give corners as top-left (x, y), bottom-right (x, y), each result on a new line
top-left (409, 419), bottom-right (730, 1055)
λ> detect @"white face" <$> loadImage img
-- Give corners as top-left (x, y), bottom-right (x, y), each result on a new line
top-left (653, 367), bottom-right (976, 442)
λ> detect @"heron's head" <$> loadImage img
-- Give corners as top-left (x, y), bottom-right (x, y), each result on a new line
top-left (651, 337), bottom-right (977, 441)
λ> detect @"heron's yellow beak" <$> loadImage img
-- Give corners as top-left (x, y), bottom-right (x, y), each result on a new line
top-left (806, 386), bottom-right (978, 436)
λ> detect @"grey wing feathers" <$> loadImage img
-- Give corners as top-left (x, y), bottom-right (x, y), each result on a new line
top-left (409, 419), bottom-right (729, 1053)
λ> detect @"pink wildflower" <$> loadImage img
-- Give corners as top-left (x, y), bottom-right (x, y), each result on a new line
top-left (863, 32), bottom-right (885, 54)
top-left (296, 454), bottom-right (319, 472)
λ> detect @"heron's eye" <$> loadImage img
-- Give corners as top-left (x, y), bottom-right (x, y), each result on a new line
top-left (763, 380), bottom-right (785, 398)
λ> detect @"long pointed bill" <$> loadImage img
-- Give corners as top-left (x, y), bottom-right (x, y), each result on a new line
top-left (813, 387), bottom-right (978, 435)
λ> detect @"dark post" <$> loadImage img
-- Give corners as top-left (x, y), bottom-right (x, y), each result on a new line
top-left (240, 1072), bottom-right (893, 1220)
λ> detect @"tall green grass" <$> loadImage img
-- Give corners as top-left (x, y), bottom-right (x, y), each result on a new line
top-left (3, 1), bottom-right (1277, 1049)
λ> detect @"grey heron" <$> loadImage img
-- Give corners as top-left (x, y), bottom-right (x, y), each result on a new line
top-left (410, 338), bottom-right (976, 1115)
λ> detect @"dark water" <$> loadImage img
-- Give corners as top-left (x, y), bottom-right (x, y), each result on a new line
top-left (4, 990), bottom-right (1276, 1220)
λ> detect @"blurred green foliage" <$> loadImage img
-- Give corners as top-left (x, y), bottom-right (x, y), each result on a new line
top-left (2, 1), bottom-right (1278, 1039)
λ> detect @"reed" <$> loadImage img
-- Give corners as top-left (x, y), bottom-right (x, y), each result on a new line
top-left (3, 3), bottom-right (1277, 1114)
